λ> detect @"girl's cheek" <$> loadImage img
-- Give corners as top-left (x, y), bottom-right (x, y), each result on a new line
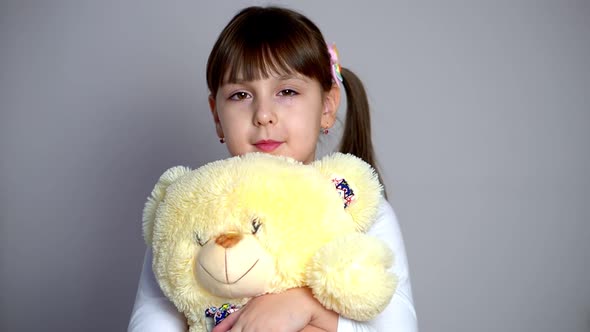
top-left (275, 97), bottom-right (295, 107)
top-left (222, 100), bottom-right (252, 113)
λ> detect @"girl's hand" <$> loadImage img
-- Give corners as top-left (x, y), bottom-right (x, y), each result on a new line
top-left (211, 287), bottom-right (337, 332)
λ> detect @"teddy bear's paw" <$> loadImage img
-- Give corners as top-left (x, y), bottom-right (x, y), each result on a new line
top-left (306, 234), bottom-right (398, 321)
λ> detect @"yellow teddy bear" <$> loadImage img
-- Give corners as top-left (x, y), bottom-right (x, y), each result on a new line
top-left (143, 152), bottom-right (398, 331)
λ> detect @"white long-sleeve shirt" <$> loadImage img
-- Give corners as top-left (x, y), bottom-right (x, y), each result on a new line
top-left (128, 198), bottom-right (418, 332)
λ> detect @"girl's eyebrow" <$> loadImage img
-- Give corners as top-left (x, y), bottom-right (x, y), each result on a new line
top-left (223, 75), bottom-right (309, 86)
top-left (276, 74), bottom-right (309, 82)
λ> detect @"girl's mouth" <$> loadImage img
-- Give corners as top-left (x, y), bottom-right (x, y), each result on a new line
top-left (254, 140), bottom-right (283, 152)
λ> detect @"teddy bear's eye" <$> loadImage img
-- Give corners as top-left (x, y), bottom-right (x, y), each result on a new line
top-left (194, 232), bottom-right (207, 246)
top-left (251, 218), bottom-right (262, 235)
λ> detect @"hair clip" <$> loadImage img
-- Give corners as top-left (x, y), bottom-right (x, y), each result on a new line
top-left (327, 43), bottom-right (343, 86)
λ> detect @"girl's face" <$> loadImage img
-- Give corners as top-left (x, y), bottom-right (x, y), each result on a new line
top-left (209, 73), bottom-right (340, 164)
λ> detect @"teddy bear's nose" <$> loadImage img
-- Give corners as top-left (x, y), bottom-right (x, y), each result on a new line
top-left (215, 232), bottom-right (243, 249)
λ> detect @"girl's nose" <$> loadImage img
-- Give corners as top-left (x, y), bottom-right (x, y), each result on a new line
top-left (253, 100), bottom-right (277, 126)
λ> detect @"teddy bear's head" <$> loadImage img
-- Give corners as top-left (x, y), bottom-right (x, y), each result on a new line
top-left (142, 152), bottom-right (394, 330)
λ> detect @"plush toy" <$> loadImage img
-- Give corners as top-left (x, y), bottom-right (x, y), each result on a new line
top-left (143, 152), bottom-right (398, 331)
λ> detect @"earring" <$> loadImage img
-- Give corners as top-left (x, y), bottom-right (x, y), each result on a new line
top-left (219, 137), bottom-right (225, 144)
top-left (321, 128), bottom-right (329, 135)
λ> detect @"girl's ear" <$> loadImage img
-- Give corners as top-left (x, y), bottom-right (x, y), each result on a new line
top-left (209, 94), bottom-right (225, 139)
top-left (321, 83), bottom-right (341, 129)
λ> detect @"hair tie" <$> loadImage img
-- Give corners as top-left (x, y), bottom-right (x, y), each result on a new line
top-left (327, 43), bottom-right (343, 86)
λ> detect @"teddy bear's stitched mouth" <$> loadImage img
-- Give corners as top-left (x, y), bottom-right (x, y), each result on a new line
top-left (199, 258), bottom-right (260, 284)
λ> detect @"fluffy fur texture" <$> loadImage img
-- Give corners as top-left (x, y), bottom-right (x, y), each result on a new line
top-left (143, 152), bottom-right (398, 331)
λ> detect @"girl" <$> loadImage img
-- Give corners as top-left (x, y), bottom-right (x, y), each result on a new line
top-left (129, 6), bottom-right (417, 332)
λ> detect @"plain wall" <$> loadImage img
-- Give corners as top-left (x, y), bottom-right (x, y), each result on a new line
top-left (1, 1), bottom-right (589, 331)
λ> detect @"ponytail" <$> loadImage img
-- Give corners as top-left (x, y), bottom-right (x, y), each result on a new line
top-left (339, 67), bottom-right (388, 198)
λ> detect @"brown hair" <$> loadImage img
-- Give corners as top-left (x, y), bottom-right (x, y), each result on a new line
top-left (206, 6), bottom-right (386, 194)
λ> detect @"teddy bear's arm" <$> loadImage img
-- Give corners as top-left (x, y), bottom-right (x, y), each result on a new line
top-left (306, 233), bottom-right (398, 321)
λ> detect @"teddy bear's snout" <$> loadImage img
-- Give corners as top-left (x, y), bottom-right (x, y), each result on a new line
top-left (215, 232), bottom-right (243, 249)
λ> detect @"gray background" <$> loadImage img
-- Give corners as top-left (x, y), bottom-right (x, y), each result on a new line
top-left (1, 0), bottom-right (589, 331)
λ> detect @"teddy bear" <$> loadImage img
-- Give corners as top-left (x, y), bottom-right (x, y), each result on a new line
top-left (142, 152), bottom-right (398, 331)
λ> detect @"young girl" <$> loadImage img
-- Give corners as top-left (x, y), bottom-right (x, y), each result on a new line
top-left (129, 6), bottom-right (417, 332)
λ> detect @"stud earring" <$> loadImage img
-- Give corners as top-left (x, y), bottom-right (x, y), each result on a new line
top-left (321, 128), bottom-right (329, 135)
top-left (219, 138), bottom-right (225, 144)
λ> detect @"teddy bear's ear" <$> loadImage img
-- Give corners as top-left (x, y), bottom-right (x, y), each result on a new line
top-left (142, 166), bottom-right (192, 246)
top-left (312, 153), bottom-right (383, 231)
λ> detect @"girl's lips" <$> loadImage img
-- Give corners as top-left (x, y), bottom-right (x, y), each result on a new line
top-left (254, 140), bottom-right (283, 152)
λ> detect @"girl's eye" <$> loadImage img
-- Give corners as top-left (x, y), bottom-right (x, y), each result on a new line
top-left (229, 91), bottom-right (251, 100)
top-left (278, 89), bottom-right (298, 97)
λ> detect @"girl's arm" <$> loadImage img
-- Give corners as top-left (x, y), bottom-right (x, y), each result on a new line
top-left (212, 287), bottom-right (338, 332)
top-left (127, 249), bottom-right (188, 332)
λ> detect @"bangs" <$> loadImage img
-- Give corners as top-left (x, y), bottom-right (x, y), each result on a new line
top-left (223, 42), bottom-right (311, 84)
top-left (207, 6), bottom-right (332, 94)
